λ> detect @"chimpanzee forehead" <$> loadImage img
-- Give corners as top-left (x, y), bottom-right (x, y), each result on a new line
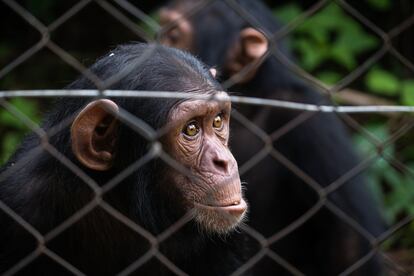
top-left (167, 0), bottom-right (200, 11)
top-left (169, 91), bottom-right (231, 122)
top-left (159, 8), bottom-right (183, 24)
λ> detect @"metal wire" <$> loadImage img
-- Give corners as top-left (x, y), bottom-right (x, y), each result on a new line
top-left (1, 0), bottom-right (414, 275)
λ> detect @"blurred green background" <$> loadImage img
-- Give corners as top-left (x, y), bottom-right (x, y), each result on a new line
top-left (0, 0), bottom-right (413, 267)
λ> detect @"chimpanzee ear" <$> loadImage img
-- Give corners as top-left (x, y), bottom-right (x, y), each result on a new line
top-left (240, 27), bottom-right (268, 60)
top-left (71, 99), bottom-right (119, 171)
top-left (226, 27), bottom-right (268, 82)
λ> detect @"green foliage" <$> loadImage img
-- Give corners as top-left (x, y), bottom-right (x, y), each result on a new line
top-left (275, 2), bottom-right (414, 249)
top-left (0, 98), bottom-right (40, 129)
top-left (317, 71), bottom-right (342, 85)
top-left (365, 68), bottom-right (400, 96)
top-left (353, 124), bottom-right (391, 213)
top-left (0, 98), bottom-right (41, 164)
top-left (275, 3), bottom-right (378, 72)
top-left (363, 68), bottom-right (414, 105)
top-left (401, 80), bottom-right (414, 106)
top-left (273, 3), bottom-right (302, 23)
top-left (366, 0), bottom-right (391, 10)
top-left (275, 3), bottom-right (414, 107)
top-left (354, 123), bottom-right (414, 249)
top-left (2, 133), bottom-right (22, 164)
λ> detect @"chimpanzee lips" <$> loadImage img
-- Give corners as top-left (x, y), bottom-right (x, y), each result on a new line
top-left (201, 198), bottom-right (242, 207)
top-left (194, 198), bottom-right (247, 217)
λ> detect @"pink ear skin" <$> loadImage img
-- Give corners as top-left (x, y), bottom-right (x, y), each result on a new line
top-left (71, 99), bottom-right (119, 171)
top-left (226, 27), bottom-right (268, 83)
top-left (240, 27), bottom-right (268, 60)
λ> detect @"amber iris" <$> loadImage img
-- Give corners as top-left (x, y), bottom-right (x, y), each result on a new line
top-left (184, 122), bottom-right (199, 136)
top-left (213, 115), bottom-right (223, 129)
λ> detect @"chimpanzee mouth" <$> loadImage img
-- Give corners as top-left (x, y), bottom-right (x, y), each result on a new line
top-left (204, 200), bottom-right (240, 207)
top-left (194, 198), bottom-right (247, 215)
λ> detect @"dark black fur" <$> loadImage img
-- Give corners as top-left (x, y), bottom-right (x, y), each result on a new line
top-left (167, 0), bottom-right (387, 274)
top-left (0, 44), bottom-right (254, 275)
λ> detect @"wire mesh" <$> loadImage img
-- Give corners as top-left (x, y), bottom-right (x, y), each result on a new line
top-left (1, 0), bottom-right (414, 275)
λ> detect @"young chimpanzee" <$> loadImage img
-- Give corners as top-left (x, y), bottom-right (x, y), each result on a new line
top-left (0, 44), bottom-right (252, 275)
top-left (160, 0), bottom-right (387, 275)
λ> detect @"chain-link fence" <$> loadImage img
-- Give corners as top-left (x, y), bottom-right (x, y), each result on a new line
top-left (1, 0), bottom-right (414, 275)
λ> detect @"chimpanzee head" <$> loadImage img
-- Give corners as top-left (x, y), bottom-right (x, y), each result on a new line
top-left (65, 43), bottom-right (247, 234)
top-left (158, 0), bottom-right (286, 84)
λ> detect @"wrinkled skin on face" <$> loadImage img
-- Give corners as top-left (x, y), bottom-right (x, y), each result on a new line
top-left (163, 92), bottom-right (247, 233)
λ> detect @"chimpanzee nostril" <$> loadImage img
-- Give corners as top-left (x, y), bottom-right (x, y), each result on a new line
top-left (213, 158), bottom-right (228, 173)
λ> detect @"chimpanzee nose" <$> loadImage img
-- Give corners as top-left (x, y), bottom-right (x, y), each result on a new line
top-left (213, 157), bottom-right (229, 173)
top-left (202, 141), bottom-right (233, 175)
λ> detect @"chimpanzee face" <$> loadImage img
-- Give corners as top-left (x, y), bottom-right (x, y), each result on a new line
top-left (158, 2), bottom-right (269, 84)
top-left (164, 92), bottom-right (247, 233)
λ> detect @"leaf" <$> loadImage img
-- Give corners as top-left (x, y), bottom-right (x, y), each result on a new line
top-left (299, 4), bottom-right (343, 32)
top-left (0, 98), bottom-right (41, 129)
top-left (292, 39), bottom-right (327, 71)
top-left (330, 46), bottom-right (357, 70)
top-left (401, 80), bottom-right (414, 106)
top-left (366, 0), bottom-right (391, 10)
top-left (0, 132), bottom-right (22, 165)
top-left (273, 4), bottom-right (302, 23)
top-left (353, 123), bottom-right (392, 154)
top-left (0, 110), bottom-right (24, 129)
top-left (335, 27), bottom-right (378, 54)
top-left (286, 2), bottom-right (378, 73)
top-left (365, 69), bottom-right (400, 96)
top-left (317, 71), bottom-right (343, 85)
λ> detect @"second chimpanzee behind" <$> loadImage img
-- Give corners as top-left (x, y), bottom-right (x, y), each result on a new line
top-left (160, 0), bottom-right (386, 275)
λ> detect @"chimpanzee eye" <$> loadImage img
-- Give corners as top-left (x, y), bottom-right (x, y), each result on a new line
top-left (167, 28), bottom-right (180, 44)
top-left (213, 115), bottom-right (223, 129)
top-left (183, 121), bottom-right (200, 137)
